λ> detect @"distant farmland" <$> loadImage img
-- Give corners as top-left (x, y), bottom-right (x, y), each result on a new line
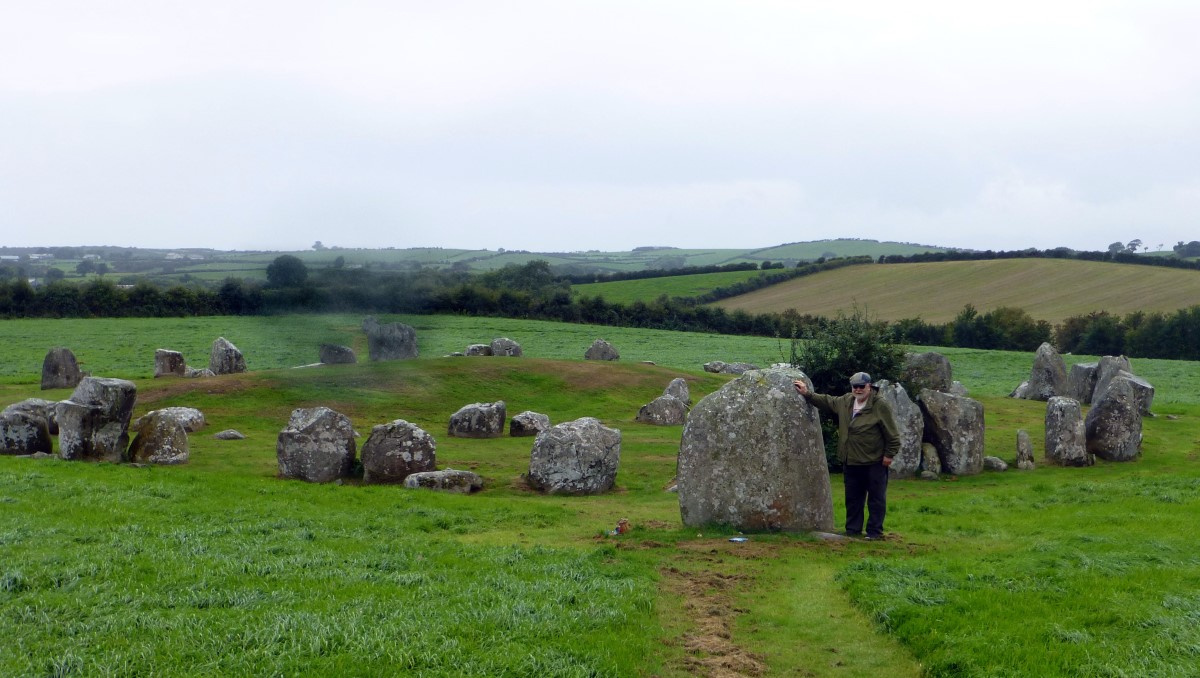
top-left (711, 259), bottom-right (1200, 325)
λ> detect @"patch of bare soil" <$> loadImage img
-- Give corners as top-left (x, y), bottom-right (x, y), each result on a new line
top-left (660, 565), bottom-right (767, 678)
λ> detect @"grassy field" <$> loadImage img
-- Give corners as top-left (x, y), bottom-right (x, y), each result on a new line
top-left (2, 315), bottom-right (1199, 676)
top-left (572, 269), bottom-right (774, 305)
top-left (713, 259), bottom-right (1200, 325)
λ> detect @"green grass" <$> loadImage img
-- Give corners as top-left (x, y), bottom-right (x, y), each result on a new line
top-left (2, 315), bottom-right (1199, 676)
top-left (572, 269), bottom-right (775, 304)
top-left (715, 258), bottom-right (1200, 324)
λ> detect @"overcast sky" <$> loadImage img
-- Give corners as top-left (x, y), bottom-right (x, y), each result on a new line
top-left (2, 1), bottom-right (1197, 253)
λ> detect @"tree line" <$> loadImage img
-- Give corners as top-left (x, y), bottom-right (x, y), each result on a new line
top-left (3, 254), bottom-right (1200, 361)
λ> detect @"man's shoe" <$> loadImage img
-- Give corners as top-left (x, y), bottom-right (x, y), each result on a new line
top-left (864, 534), bottom-right (884, 541)
top-left (843, 531), bottom-right (862, 538)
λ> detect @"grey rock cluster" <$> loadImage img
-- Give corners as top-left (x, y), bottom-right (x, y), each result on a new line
top-left (362, 316), bottom-right (419, 361)
top-left (153, 337), bottom-right (247, 378)
top-left (463, 337), bottom-right (524, 357)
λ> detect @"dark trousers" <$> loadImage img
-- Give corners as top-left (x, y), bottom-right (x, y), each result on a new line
top-left (844, 462), bottom-right (889, 537)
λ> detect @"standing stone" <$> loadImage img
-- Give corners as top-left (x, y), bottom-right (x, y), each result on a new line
top-left (360, 419), bottom-right (437, 484)
top-left (276, 407), bottom-right (357, 482)
top-left (875, 380), bottom-right (923, 479)
top-left (678, 368), bottom-right (834, 532)
top-left (636, 395), bottom-right (688, 426)
top-left (1085, 376), bottom-right (1142, 462)
top-left (510, 411), bottom-right (550, 437)
top-left (901, 351), bottom-right (953, 393)
top-left (1016, 342), bottom-right (1068, 401)
top-left (1045, 397), bottom-right (1091, 466)
top-left (56, 377), bottom-right (138, 462)
top-left (664, 378), bottom-right (691, 406)
top-left (2, 398), bottom-right (59, 435)
top-left (584, 339), bottom-right (620, 361)
top-left (126, 412), bottom-right (190, 464)
top-left (404, 469), bottom-right (484, 493)
top-left (919, 389), bottom-right (985, 476)
top-left (1096, 370), bottom-right (1155, 416)
top-left (527, 417), bottom-right (622, 495)
top-left (465, 344), bottom-right (493, 356)
top-left (490, 337), bottom-right (523, 357)
top-left (0, 409), bottom-right (53, 455)
top-left (448, 401), bottom-right (506, 438)
top-left (154, 349), bottom-right (187, 378)
top-left (318, 344), bottom-right (357, 365)
top-left (208, 337), bottom-right (246, 375)
top-left (362, 316), bottom-right (419, 361)
top-left (1015, 429), bottom-right (1036, 470)
top-left (1092, 356), bottom-right (1133, 404)
top-left (1067, 362), bottom-right (1099, 403)
top-left (41, 347), bottom-right (84, 390)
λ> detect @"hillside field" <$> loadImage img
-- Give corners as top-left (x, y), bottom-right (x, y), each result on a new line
top-left (712, 258), bottom-right (1200, 324)
top-left (2, 315), bottom-right (1199, 676)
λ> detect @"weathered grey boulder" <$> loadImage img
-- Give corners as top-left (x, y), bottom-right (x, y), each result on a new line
top-left (584, 339), bottom-right (620, 361)
top-left (362, 316), bottom-right (419, 361)
top-left (56, 377), bottom-right (138, 462)
top-left (133, 407), bottom-right (206, 433)
top-left (490, 337), bottom-right (522, 357)
top-left (1096, 370), bottom-right (1155, 416)
top-left (527, 417), bottom-right (621, 495)
top-left (1016, 429), bottom-right (1035, 470)
top-left (360, 419), bottom-right (437, 484)
top-left (902, 352), bottom-right (953, 393)
top-left (1067, 362), bottom-right (1099, 403)
top-left (276, 407), bottom-right (356, 482)
top-left (126, 412), bottom-right (190, 464)
top-left (1015, 342), bottom-right (1067, 401)
top-left (703, 361), bottom-right (759, 375)
top-left (678, 368), bottom-right (834, 532)
top-left (448, 401), bottom-right (506, 438)
top-left (920, 442), bottom-right (941, 479)
top-left (875, 380), bottom-right (923, 479)
top-left (1045, 397), bottom-right (1091, 467)
top-left (2, 398), bottom-right (58, 436)
top-left (41, 347), bottom-right (84, 390)
top-left (1092, 356), bottom-right (1133, 404)
top-left (983, 456), bottom-right (1008, 471)
top-left (510, 411), bottom-right (550, 437)
top-left (1085, 376), bottom-right (1142, 462)
top-left (208, 337), bottom-right (246, 375)
top-left (664, 377), bottom-right (691, 405)
top-left (919, 389), bottom-right (985, 476)
top-left (636, 395), bottom-right (688, 426)
top-left (213, 429), bottom-right (246, 440)
top-left (0, 409), bottom-right (53, 455)
top-left (465, 344), bottom-right (493, 356)
top-left (154, 349), bottom-right (187, 378)
top-left (403, 469), bottom-right (484, 493)
top-left (185, 367), bottom-right (215, 378)
top-left (318, 344), bottom-right (357, 365)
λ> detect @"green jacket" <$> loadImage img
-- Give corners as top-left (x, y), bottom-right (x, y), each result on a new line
top-left (803, 388), bottom-right (901, 466)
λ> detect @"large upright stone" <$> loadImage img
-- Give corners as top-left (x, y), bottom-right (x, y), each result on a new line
top-left (1017, 342), bottom-right (1067, 401)
top-left (1067, 362), bottom-right (1099, 403)
top-left (1096, 370), bottom-right (1155, 416)
top-left (154, 349), bottom-right (187, 378)
top-left (1092, 356), bottom-right (1132, 404)
top-left (1015, 430), bottom-right (1036, 470)
top-left (276, 407), bottom-right (357, 482)
top-left (1085, 376), bottom-right (1142, 462)
top-left (919, 389), bottom-right (985, 476)
top-left (664, 377), bottom-right (691, 406)
top-left (636, 395), bottom-right (688, 426)
top-left (527, 417), bottom-right (621, 495)
top-left (584, 339), bottom-right (619, 361)
top-left (678, 368), bottom-right (834, 532)
top-left (55, 377), bottom-right (138, 462)
top-left (127, 411), bottom-right (190, 465)
top-left (901, 352), bottom-right (953, 394)
top-left (448, 401), bottom-right (506, 438)
top-left (362, 316), bottom-right (419, 361)
top-left (875, 380), bottom-right (923, 479)
top-left (360, 419), bottom-right (437, 484)
top-left (1044, 397), bottom-right (1091, 467)
top-left (208, 337), bottom-right (246, 375)
top-left (41, 347), bottom-right (84, 390)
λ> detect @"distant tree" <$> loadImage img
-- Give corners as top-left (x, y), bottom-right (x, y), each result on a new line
top-left (1107, 241), bottom-right (1125, 255)
top-left (44, 268), bottom-right (66, 282)
top-left (95, 262), bottom-right (109, 277)
top-left (1126, 239), bottom-right (1142, 253)
top-left (266, 255), bottom-right (308, 287)
top-left (313, 241), bottom-right (326, 251)
top-left (75, 260), bottom-right (96, 276)
top-left (333, 255), bottom-right (346, 269)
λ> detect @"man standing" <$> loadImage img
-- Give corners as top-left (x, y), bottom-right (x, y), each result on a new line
top-left (793, 372), bottom-right (899, 540)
